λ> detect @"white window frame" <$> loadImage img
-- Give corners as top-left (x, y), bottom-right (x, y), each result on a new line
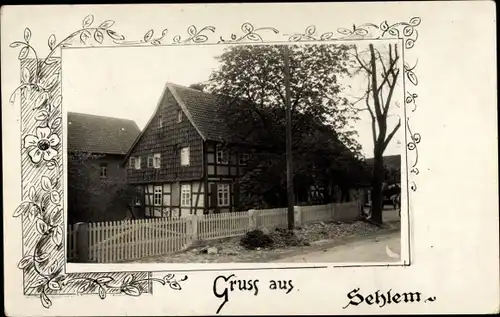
top-left (100, 163), bottom-right (108, 178)
top-left (177, 110), bottom-right (183, 123)
top-left (180, 147), bottom-right (190, 166)
top-left (181, 184), bottom-right (191, 207)
top-left (216, 145), bottom-right (229, 164)
top-left (158, 114), bottom-right (163, 128)
top-left (217, 184), bottom-right (230, 207)
top-left (154, 153), bottom-right (161, 168)
top-left (135, 157), bottom-right (141, 170)
top-left (153, 186), bottom-right (162, 206)
top-left (147, 156), bottom-right (154, 168)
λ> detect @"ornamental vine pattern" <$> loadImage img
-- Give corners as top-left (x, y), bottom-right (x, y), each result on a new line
top-left (9, 14), bottom-right (420, 309)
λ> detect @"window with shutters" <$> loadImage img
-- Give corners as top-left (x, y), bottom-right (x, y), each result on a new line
top-left (180, 147), bottom-right (190, 166)
top-left (217, 184), bottom-right (230, 207)
top-left (181, 184), bottom-right (191, 207)
top-left (153, 186), bottom-right (162, 206)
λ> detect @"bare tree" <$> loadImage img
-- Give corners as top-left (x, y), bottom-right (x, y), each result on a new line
top-left (353, 43), bottom-right (401, 224)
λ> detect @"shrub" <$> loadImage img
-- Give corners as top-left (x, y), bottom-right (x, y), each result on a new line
top-left (240, 230), bottom-right (273, 250)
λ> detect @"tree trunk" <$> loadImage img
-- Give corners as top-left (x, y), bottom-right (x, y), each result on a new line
top-left (323, 185), bottom-right (331, 204)
top-left (370, 150), bottom-right (384, 224)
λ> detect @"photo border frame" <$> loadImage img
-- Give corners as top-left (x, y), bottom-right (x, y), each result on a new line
top-left (8, 15), bottom-right (421, 309)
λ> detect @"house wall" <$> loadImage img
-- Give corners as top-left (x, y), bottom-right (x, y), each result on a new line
top-left (68, 153), bottom-right (131, 224)
top-left (204, 141), bottom-right (249, 214)
top-left (135, 181), bottom-right (205, 218)
top-left (126, 88), bottom-right (204, 183)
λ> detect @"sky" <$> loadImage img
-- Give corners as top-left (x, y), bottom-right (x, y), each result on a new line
top-left (62, 42), bottom-right (403, 158)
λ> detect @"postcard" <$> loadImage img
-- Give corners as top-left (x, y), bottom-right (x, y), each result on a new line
top-left (2, 2), bottom-right (498, 315)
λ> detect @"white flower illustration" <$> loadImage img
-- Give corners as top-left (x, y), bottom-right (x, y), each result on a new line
top-left (23, 126), bottom-right (60, 163)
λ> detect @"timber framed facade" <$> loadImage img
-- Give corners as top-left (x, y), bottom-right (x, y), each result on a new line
top-left (123, 83), bottom-right (253, 218)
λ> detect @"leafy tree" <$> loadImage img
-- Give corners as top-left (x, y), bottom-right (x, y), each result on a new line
top-left (206, 44), bottom-right (367, 209)
top-left (352, 43), bottom-right (402, 224)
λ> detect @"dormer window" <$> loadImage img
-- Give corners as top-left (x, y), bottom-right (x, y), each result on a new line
top-left (177, 110), bottom-right (183, 123)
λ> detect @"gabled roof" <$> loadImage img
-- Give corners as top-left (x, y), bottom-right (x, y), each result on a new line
top-left (168, 82), bottom-right (231, 142)
top-left (68, 112), bottom-right (140, 155)
top-left (123, 82), bottom-right (238, 165)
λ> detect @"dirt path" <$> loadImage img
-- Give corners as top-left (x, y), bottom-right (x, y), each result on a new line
top-left (271, 230), bottom-right (401, 263)
top-left (129, 221), bottom-right (401, 264)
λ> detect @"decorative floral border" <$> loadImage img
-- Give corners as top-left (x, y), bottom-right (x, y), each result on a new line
top-left (9, 15), bottom-right (421, 309)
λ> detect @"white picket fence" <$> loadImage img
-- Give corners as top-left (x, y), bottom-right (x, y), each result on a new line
top-left (198, 211), bottom-right (251, 240)
top-left (68, 201), bottom-right (360, 263)
top-left (301, 204), bottom-right (335, 225)
top-left (86, 217), bottom-right (192, 263)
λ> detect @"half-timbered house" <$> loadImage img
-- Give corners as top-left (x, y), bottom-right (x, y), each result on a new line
top-left (123, 83), bottom-right (256, 218)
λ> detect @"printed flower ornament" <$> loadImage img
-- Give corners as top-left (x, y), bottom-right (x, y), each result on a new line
top-left (24, 126), bottom-right (60, 163)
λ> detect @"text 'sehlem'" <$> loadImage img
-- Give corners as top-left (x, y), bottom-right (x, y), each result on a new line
top-left (343, 288), bottom-right (436, 309)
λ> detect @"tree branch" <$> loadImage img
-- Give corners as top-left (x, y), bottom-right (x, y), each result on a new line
top-left (269, 82), bottom-right (287, 108)
top-left (377, 56), bottom-right (400, 93)
top-left (365, 84), bottom-right (377, 148)
top-left (354, 45), bottom-right (372, 75)
top-left (369, 44), bottom-right (382, 119)
top-left (383, 68), bottom-right (400, 116)
top-left (377, 50), bottom-right (388, 78)
top-left (389, 44), bottom-right (399, 79)
top-left (382, 118), bottom-right (401, 152)
top-left (291, 84), bottom-right (307, 113)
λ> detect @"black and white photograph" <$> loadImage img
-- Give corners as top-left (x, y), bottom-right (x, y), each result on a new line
top-left (3, 3), bottom-right (497, 316)
top-left (64, 41), bottom-right (406, 264)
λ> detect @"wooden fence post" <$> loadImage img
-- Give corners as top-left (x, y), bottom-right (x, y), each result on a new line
top-left (191, 215), bottom-right (199, 242)
top-left (248, 209), bottom-right (257, 230)
top-left (293, 206), bottom-right (302, 228)
top-left (75, 222), bottom-right (89, 263)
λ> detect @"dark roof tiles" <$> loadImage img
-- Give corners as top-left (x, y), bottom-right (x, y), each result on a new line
top-left (67, 112), bottom-right (140, 155)
top-left (167, 83), bottom-right (231, 142)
